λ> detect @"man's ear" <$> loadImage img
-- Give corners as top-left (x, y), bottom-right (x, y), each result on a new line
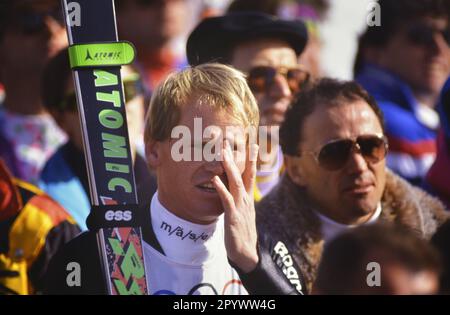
top-left (145, 139), bottom-right (162, 168)
top-left (284, 155), bottom-right (308, 187)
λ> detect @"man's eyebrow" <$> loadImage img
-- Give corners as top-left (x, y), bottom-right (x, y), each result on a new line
top-left (226, 138), bottom-right (247, 148)
top-left (201, 135), bottom-right (215, 141)
top-left (189, 135), bottom-right (218, 144)
top-left (199, 134), bottom-right (218, 141)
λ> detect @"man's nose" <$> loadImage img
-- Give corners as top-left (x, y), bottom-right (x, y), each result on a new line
top-left (203, 158), bottom-right (225, 175)
top-left (345, 146), bottom-right (370, 174)
top-left (268, 73), bottom-right (292, 100)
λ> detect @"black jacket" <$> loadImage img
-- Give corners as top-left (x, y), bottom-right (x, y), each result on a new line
top-left (44, 203), bottom-right (305, 295)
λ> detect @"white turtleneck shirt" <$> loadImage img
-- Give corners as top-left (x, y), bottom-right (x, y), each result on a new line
top-left (316, 203), bottom-right (382, 243)
top-left (143, 192), bottom-right (248, 295)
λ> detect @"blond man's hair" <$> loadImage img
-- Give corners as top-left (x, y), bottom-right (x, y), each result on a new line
top-left (144, 63), bottom-right (259, 144)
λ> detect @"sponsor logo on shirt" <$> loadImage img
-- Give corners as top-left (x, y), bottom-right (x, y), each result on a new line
top-left (271, 241), bottom-right (304, 294)
top-left (160, 221), bottom-right (209, 242)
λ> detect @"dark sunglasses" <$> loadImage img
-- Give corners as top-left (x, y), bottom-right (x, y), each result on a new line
top-left (58, 75), bottom-right (145, 111)
top-left (12, 9), bottom-right (64, 35)
top-left (247, 66), bottom-right (310, 94)
top-left (300, 134), bottom-right (388, 171)
top-left (406, 23), bottom-right (450, 47)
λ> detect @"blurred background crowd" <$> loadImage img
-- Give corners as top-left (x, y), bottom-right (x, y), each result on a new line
top-left (0, 0), bottom-right (450, 295)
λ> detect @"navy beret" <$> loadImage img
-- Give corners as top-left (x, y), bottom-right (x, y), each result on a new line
top-left (187, 12), bottom-right (308, 66)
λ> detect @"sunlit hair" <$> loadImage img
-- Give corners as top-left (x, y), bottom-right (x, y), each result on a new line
top-left (144, 63), bottom-right (259, 144)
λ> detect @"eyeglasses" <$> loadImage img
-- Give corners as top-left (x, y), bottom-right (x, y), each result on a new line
top-left (247, 65), bottom-right (310, 94)
top-left (58, 74), bottom-right (144, 111)
top-left (299, 134), bottom-right (388, 171)
top-left (406, 23), bottom-right (450, 47)
top-left (12, 9), bottom-right (64, 35)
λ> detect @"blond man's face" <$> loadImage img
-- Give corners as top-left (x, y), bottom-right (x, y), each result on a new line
top-left (147, 100), bottom-right (248, 224)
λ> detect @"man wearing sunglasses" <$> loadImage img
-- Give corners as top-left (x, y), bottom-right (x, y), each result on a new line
top-left (0, 0), bottom-right (68, 184)
top-left (354, 0), bottom-right (450, 185)
top-left (257, 78), bottom-right (449, 293)
top-left (187, 12), bottom-right (309, 202)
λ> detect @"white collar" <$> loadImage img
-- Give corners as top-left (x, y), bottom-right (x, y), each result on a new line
top-left (316, 203), bottom-right (382, 242)
top-left (256, 146), bottom-right (283, 176)
top-left (150, 192), bottom-right (225, 266)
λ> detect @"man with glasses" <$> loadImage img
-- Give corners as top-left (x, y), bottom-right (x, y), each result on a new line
top-left (38, 49), bottom-right (157, 232)
top-left (0, 0), bottom-right (68, 184)
top-left (187, 12), bottom-right (309, 201)
top-left (257, 78), bottom-right (449, 293)
top-left (354, 0), bottom-right (450, 185)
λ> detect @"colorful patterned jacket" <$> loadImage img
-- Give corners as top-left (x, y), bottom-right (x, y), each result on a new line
top-left (0, 160), bottom-right (80, 294)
